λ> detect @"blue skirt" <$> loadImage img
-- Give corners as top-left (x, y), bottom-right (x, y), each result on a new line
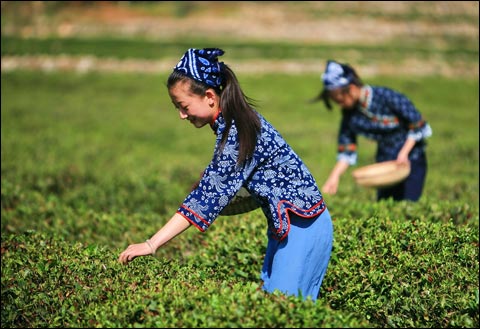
top-left (261, 208), bottom-right (333, 301)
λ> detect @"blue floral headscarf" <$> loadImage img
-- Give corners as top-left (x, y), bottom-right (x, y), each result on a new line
top-left (321, 60), bottom-right (355, 90)
top-left (174, 48), bottom-right (225, 88)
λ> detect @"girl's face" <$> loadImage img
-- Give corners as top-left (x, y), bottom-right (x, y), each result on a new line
top-left (168, 80), bottom-right (219, 128)
top-left (328, 85), bottom-right (358, 110)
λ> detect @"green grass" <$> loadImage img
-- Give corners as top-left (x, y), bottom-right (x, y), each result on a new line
top-left (1, 70), bottom-right (478, 327)
top-left (2, 35), bottom-right (478, 65)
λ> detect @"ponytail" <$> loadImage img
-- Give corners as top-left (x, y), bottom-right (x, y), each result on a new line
top-left (219, 64), bottom-right (261, 165)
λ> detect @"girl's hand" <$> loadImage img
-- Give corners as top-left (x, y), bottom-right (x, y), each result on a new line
top-left (118, 242), bottom-right (153, 264)
top-left (322, 177), bottom-right (339, 195)
top-left (118, 214), bottom-right (191, 265)
top-left (397, 138), bottom-right (415, 164)
top-left (396, 152), bottom-right (410, 165)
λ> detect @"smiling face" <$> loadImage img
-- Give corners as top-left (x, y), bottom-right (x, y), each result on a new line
top-left (168, 80), bottom-right (220, 128)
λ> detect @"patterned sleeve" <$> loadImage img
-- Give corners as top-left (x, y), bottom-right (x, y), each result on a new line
top-left (177, 124), bottom-right (254, 232)
top-left (386, 88), bottom-right (433, 141)
top-left (337, 116), bottom-right (358, 165)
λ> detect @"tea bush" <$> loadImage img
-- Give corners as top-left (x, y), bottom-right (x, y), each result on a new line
top-left (1, 71), bottom-right (478, 327)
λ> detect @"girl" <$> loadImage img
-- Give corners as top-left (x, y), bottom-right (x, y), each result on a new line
top-left (315, 60), bottom-right (432, 201)
top-left (119, 48), bottom-right (333, 301)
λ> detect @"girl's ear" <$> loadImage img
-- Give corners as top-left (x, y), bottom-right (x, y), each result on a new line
top-left (205, 89), bottom-right (218, 106)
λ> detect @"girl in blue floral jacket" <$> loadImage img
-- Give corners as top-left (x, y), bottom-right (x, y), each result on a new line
top-left (119, 48), bottom-right (333, 302)
top-left (315, 60), bottom-right (432, 201)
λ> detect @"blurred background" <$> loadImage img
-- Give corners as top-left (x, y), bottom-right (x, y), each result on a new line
top-left (2, 1), bottom-right (478, 77)
top-left (1, 0), bottom-right (479, 205)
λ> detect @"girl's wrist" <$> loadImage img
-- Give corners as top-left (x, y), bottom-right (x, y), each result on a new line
top-left (145, 239), bottom-right (155, 255)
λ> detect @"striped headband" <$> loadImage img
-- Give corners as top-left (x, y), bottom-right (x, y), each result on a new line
top-left (174, 48), bottom-right (225, 88)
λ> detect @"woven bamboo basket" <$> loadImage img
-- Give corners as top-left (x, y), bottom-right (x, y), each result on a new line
top-left (352, 161), bottom-right (411, 188)
top-left (220, 187), bottom-right (260, 216)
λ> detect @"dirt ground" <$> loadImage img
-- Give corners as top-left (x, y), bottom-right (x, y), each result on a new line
top-left (4, 1), bottom-right (477, 44)
top-left (1, 1), bottom-right (478, 77)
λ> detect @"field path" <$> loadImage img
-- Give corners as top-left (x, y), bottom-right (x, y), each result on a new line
top-left (2, 54), bottom-right (477, 78)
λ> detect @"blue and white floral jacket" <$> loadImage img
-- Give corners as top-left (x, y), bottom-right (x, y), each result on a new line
top-left (337, 85), bottom-right (433, 165)
top-left (177, 111), bottom-right (326, 240)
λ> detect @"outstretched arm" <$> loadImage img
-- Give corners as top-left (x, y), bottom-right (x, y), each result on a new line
top-left (321, 160), bottom-right (350, 195)
top-left (118, 213), bottom-right (191, 264)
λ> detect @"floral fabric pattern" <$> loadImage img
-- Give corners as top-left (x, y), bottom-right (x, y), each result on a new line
top-left (337, 85), bottom-right (432, 164)
top-left (177, 112), bottom-right (326, 240)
